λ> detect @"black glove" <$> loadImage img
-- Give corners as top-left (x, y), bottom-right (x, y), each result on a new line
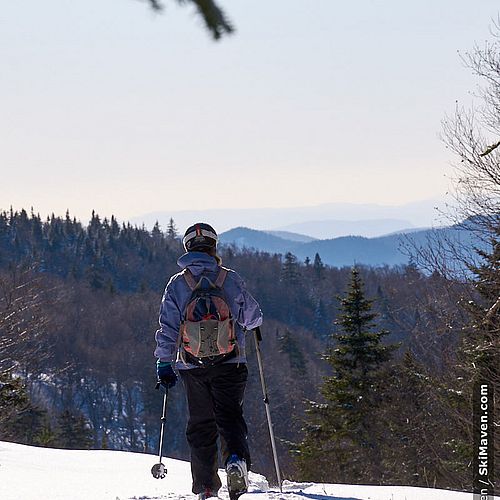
top-left (156, 361), bottom-right (177, 389)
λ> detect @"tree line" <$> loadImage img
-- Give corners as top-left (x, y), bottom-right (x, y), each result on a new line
top-left (0, 206), bottom-right (484, 488)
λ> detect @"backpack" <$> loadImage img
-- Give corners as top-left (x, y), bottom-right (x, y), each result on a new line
top-left (179, 267), bottom-right (237, 366)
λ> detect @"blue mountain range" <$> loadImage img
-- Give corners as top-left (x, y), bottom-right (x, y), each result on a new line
top-left (219, 224), bottom-right (482, 268)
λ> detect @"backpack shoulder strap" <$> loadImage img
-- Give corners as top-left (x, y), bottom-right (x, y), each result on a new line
top-left (214, 267), bottom-right (228, 288)
top-left (183, 269), bottom-right (198, 291)
top-left (184, 268), bottom-right (218, 290)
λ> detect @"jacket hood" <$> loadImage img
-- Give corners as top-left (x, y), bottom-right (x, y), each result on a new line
top-left (177, 251), bottom-right (219, 275)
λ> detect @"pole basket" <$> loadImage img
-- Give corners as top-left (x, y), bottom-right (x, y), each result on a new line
top-left (151, 462), bottom-right (167, 479)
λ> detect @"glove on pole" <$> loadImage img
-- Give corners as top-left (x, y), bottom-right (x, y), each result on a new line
top-left (254, 326), bottom-right (282, 492)
top-left (157, 361), bottom-right (177, 389)
top-left (151, 388), bottom-right (169, 479)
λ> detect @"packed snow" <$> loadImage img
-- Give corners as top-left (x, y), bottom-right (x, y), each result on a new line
top-left (0, 441), bottom-right (493, 500)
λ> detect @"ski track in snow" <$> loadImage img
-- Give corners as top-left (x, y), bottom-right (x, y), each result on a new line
top-left (0, 441), bottom-right (497, 500)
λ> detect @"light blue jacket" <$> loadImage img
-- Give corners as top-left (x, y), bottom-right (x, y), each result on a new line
top-left (154, 251), bottom-right (263, 369)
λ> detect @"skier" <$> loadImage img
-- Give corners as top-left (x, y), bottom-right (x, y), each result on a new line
top-left (155, 223), bottom-right (263, 500)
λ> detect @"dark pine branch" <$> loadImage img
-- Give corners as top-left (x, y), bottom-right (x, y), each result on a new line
top-left (144, 0), bottom-right (234, 40)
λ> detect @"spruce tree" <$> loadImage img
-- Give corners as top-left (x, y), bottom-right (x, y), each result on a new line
top-left (312, 298), bottom-right (330, 339)
top-left (56, 409), bottom-right (94, 449)
top-left (378, 352), bottom-right (454, 487)
top-left (152, 221), bottom-right (162, 241)
top-left (297, 267), bottom-right (397, 483)
top-left (278, 329), bottom-right (306, 376)
top-left (313, 253), bottom-right (325, 282)
top-left (0, 373), bottom-right (29, 436)
top-left (166, 218), bottom-right (178, 240)
top-left (0, 373), bottom-right (52, 445)
top-left (443, 230), bottom-right (500, 488)
top-left (280, 252), bottom-right (304, 324)
top-left (281, 252), bottom-right (300, 285)
top-left (465, 231), bottom-right (499, 383)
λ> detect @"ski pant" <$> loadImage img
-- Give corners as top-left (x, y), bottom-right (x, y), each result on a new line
top-left (179, 363), bottom-right (250, 495)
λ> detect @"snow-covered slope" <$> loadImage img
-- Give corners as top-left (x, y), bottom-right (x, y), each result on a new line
top-left (0, 441), bottom-right (488, 500)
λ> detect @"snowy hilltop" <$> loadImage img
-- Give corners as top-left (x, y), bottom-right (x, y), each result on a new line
top-left (0, 441), bottom-right (488, 500)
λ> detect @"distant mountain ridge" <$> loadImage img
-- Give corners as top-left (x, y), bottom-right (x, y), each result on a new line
top-left (264, 230), bottom-right (317, 243)
top-left (130, 198), bottom-right (445, 237)
top-left (219, 224), bottom-right (482, 268)
top-left (220, 227), bottom-right (304, 254)
top-left (275, 218), bottom-right (415, 239)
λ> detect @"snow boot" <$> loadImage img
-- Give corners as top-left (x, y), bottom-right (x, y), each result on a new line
top-left (197, 487), bottom-right (218, 500)
top-left (226, 454), bottom-right (248, 500)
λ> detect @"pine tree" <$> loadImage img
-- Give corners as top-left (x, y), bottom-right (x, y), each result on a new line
top-left (313, 253), bottom-right (324, 282)
top-left (330, 268), bottom-right (394, 379)
top-left (152, 221), bottom-right (162, 241)
top-left (377, 351), bottom-right (456, 487)
top-left (35, 422), bottom-right (58, 447)
top-left (56, 409), bottom-right (94, 449)
top-left (312, 298), bottom-right (330, 339)
top-left (166, 218), bottom-right (178, 240)
top-left (296, 267), bottom-right (397, 483)
top-left (280, 252), bottom-right (304, 324)
top-left (442, 228), bottom-right (500, 487)
top-left (0, 373), bottom-right (51, 445)
top-left (465, 230), bottom-right (499, 383)
top-left (0, 373), bottom-right (29, 434)
top-left (278, 329), bottom-right (306, 375)
top-left (101, 431), bottom-right (109, 450)
top-left (281, 252), bottom-right (300, 285)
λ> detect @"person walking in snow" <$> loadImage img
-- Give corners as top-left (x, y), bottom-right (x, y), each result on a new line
top-left (154, 222), bottom-right (263, 500)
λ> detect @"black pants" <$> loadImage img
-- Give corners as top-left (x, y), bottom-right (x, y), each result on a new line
top-left (180, 363), bottom-right (250, 494)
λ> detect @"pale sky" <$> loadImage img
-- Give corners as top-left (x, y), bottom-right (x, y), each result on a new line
top-left (1, 0), bottom-right (498, 222)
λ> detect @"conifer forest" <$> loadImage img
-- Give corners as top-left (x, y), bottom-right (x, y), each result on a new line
top-left (0, 198), bottom-right (498, 491)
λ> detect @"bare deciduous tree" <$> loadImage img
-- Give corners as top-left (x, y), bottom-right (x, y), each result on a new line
top-left (442, 23), bottom-right (500, 237)
top-left (0, 265), bottom-right (53, 376)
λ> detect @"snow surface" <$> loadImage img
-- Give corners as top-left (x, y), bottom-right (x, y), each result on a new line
top-left (0, 441), bottom-right (493, 500)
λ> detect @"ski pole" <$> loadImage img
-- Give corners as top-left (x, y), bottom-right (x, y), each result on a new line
top-left (253, 326), bottom-right (282, 492)
top-left (151, 387), bottom-right (168, 479)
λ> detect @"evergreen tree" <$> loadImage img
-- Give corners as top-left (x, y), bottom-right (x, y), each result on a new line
top-left (55, 409), bottom-right (94, 449)
top-left (313, 253), bottom-right (324, 282)
top-left (35, 423), bottom-right (58, 447)
top-left (152, 221), bottom-right (162, 242)
top-left (296, 267), bottom-right (397, 483)
top-left (465, 230), bottom-right (500, 383)
top-left (110, 215), bottom-right (120, 239)
top-left (166, 218), bottom-right (178, 240)
top-left (278, 329), bottom-right (306, 376)
top-left (0, 373), bottom-right (29, 434)
top-left (281, 252), bottom-right (300, 286)
top-left (280, 252), bottom-right (305, 324)
top-left (331, 268), bottom-right (394, 378)
top-left (441, 229), bottom-right (500, 488)
top-left (377, 352), bottom-right (458, 487)
top-left (0, 373), bottom-right (51, 445)
top-left (101, 431), bottom-right (109, 450)
top-left (312, 298), bottom-right (330, 339)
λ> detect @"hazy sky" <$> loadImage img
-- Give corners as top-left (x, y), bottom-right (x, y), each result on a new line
top-left (1, 0), bottom-right (499, 222)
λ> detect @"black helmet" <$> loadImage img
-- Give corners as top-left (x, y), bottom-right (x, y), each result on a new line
top-left (183, 223), bottom-right (218, 252)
